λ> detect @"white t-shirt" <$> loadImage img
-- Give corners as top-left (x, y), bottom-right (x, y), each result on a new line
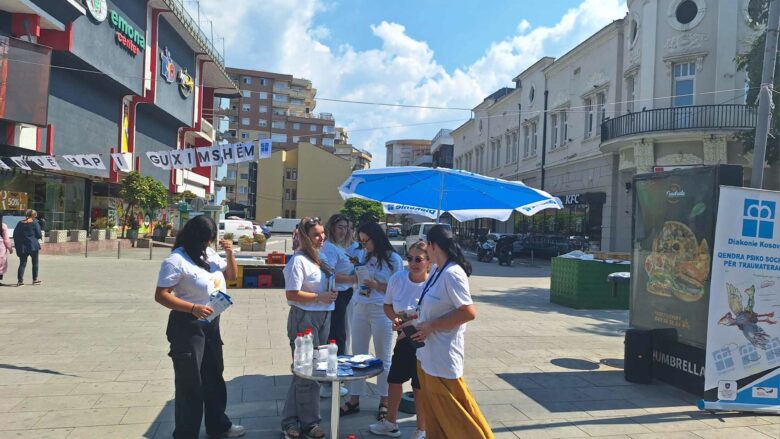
top-left (320, 241), bottom-right (354, 291)
top-left (416, 263), bottom-right (473, 379)
top-left (353, 252), bottom-right (404, 305)
top-left (157, 247), bottom-right (228, 306)
top-left (283, 252), bottom-right (334, 312)
top-left (384, 270), bottom-right (426, 314)
top-left (346, 241), bottom-right (365, 264)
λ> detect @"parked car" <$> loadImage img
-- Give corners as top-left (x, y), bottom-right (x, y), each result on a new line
top-left (404, 222), bottom-right (451, 252)
top-left (514, 234), bottom-right (590, 257)
top-left (265, 217), bottom-right (300, 234)
top-left (218, 219), bottom-right (254, 243)
top-left (387, 228), bottom-right (400, 238)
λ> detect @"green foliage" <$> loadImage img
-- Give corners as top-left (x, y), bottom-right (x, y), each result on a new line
top-left (340, 198), bottom-right (384, 225)
top-left (172, 190), bottom-right (198, 203)
top-left (738, 0), bottom-right (780, 163)
top-left (238, 235), bottom-right (253, 245)
top-left (253, 233), bottom-right (266, 244)
top-left (223, 232), bottom-right (234, 241)
top-left (119, 172), bottom-right (169, 236)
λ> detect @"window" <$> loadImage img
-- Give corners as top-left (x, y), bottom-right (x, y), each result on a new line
top-left (272, 120), bottom-right (286, 129)
top-left (584, 98), bottom-right (593, 138)
top-left (241, 90), bottom-right (251, 98)
top-left (597, 92), bottom-right (606, 123)
top-left (273, 94), bottom-right (288, 103)
top-left (310, 137), bottom-right (318, 145)
top-left (323, 138), bottom-right (334, 147)
top-left (551, 114), bottom-right (559, 149)
top-left (496, 139), bottom-right (502, 168)
top-left (258, 92), bottom-right (268, 99)
top-left (240, 132), bottom-right (248, 139)
top-left (285, 210), bottom-right (290, 218)
top-left (309, 124), bottom-right (317, 132)
top-left (242, 103), bottom-right (251, 112)
top-left (239, 173), bottom-right (248, 180)
top-left (258, 119), bottom-right (268, 128)
top-left (673, 62), bottom-right (696, 107)
top-left (676, 0), bottom-right (698, 24)
top-left (242, 76), bottom-right (252, 84)
top-left (292, 136), bottom-right (300, 143)
top-left (523, 126), bottom-right (530, 157)
top-left (259, 105), bottom-right (268, 113)
top-left (291, 98), bottom-right (304, 106)
top-left (291, 210), bottom-right (296, 218)
top-left (274, 82), bottom-right (288, 90)
top-left (259, 78), bottom-right (269, 86)
top-left (531, 121), bottom-right (538, 156)
top-left (285, 189), bottom-right (291, 200)
top-left (271, 133), bottom-right (287, 143)
top-left (241, 117), bottom-right (250, 125)
top-left (512, 132), bottom-right (518, 162)
top-left (561, 110), bottom-right (568, 144)
top-left (291, 189), bottom-right (297, 200)
top-left (285, 168), bottom-right (298, 180)
top-left (323, 126), bottom-right (335, 134)
top-left (626, 76), bottom-right (636, 113)
top-left (273, 108), bottom-right (286, 116)
top-left (529, 86), bottom-right (535, 104)
top-left (228, 116), bottom-right (237, 124)
top-left (293, 123), bottom-right (300, 130)
top-left (505, 134), bottom-right (511, 164)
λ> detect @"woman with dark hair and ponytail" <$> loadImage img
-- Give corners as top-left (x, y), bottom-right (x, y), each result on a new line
top-left (411, 224), bottom-right (493, 439)
top-left (154, 215), bottom-right (245, 439)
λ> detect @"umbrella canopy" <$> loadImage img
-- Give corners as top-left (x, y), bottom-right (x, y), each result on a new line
top-left (338, 166), bottom-right (563, 222)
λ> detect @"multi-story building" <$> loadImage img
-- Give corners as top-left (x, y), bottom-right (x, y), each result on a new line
top-left (214, 68), bottom-right (336, 218)
top-left (431, 129), bottom-right (454, 168)
top-left (0, 0), bottom-right (235, 231)
top-left (453, 1), bottom-right (766, 252)
top-left (255, 142), bottom-right (351, 222)
top-left (333, 127), bottom-right (372, 170)
top-left (385, 139), bottom-right (432, 167)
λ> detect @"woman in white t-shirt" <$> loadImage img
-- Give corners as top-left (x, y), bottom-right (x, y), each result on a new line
top-left (341, 221), bottom-right (404, 421)
top-left (411, 225), bottom-right (493, 439)
top-left (154, 215), bottom-right (245, 439)
top-left (369, 241), bottom-right (430, 439)
top-left (281, 217), bottom-right (338, 439)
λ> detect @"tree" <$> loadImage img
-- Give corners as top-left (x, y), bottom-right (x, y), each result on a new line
top-left (738, 0), bottom-right (780, 163)
top-left (172, 190), bottom-right (198, 204)
top-left (341, 198), bottom-right (384, 225)
top-left (119, 171), bottom-right (169, 237)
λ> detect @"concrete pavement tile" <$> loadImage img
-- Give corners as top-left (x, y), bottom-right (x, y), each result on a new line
top-left (479, 376), bottom-right (519, 391)
top-left (44, 371), bottom-right (122, 384)
top-left (691, 426), bottom-right (775, 438)
top-left (627, 433), bottom-right (701, 439)
top-left (0, 397), bottom-right (23, 412)
top-left (570, 399), bottom-right (651, 417)
top-left (0, 428), bottom-right (73, 438)
top-left (92, 360), bottom-right (162, 371)
top-left (0, 373), bottom-right (52, 385)
top-left (472, 389), bottom-right (537, 405)
top-left (140, 379), bottom-right (175, 393)
top-left (224, 401), bottom-right (278, 418)
top-left (750, 424), bottom-right (780, 436)
top-left (693, 413), bottom-right (772, 428)
top-left (34, 407), bottom-right (129, 428)
top-left (114, 369), bottom-right (173, 381)
top-left (512, 400), bottom-right (593, 420)
top-left (11, 395), bottom-right (100, 412)
top-left (480, 404), bottom-right (530, 422)
top-left (627, 413), bottom-right (710, 433)
top-left (238, 416), bottom-right (283, 431)
top-left (69, 381), bottom-right (146, 395)
top-left (242, 386), bottom-right (288, 402)
top-left (758, 416), bottom-right (780, 424)
top-left (499, 419), bottom-right (589, 438)
top-left (151, 422), bottom-right (175, 439)
top-left (120, 405), bottom-right (174, 424)
top-left (570, 417), bottom-right (652, 436)
top-left (0, 411), bottom-right (46, 430)
top-left (65, 422), bottom-right (158, 439)
top-left (93, 392), bottom-right (173, 408)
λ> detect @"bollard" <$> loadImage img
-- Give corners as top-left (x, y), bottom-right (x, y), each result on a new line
top-left (284, 239), bottom-right (288, 253)
top-left (85, 238), bottom-right (88, 258)
top-left (149, 242), bottom-right (153, 260)
top-left (117, 240), bottom-right (121, 259)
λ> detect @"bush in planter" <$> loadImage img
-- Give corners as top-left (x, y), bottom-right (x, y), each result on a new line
top-left (253, 233), bottom-right (267, 251)
top-left (223, 233), bottom-right (235, 242)
top-left (238, 235), bottom-right (254, 251)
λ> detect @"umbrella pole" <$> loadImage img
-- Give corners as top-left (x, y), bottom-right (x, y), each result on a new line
top-left (436, 172), bottom-right (444, 224)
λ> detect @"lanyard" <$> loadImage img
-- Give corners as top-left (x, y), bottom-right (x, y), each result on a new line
top-left (419, 261), bottom-right (450, 306)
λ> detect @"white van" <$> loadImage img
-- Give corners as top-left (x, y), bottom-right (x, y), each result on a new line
top-left (404, 222), bottom-right (451, 253)
top-left (266, 217), bottom-right (300, 234)
top-left (218, 219), bottom-right (254, 243)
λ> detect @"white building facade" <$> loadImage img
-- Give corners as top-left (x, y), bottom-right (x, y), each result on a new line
top-left (453, 0), bottom-right (767, 252)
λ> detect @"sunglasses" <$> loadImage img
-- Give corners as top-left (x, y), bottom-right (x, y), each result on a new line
top-left (303, 217), bottom-right (321, 228)
top-left (406, 256), bottom-right (427, 263)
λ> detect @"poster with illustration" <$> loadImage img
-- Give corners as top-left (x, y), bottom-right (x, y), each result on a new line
top-left (700, 186), bottom-right (780, 412)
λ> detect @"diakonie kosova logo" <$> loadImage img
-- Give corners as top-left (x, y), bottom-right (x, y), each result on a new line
top-left (742, 199), bottom-right (776, 240)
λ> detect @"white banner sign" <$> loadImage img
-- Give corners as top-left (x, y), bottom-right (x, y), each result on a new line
top-left (195, 146), bottom-right (214, 167)
top-left (27, 155), bottom-right (61, 170)
top-left (259, 139), bottom-right (272, 159)
top-left (170, 149), bottom-right (197, 169)
top-left (62, 154), bottom-right (106, 170)
top-left (110, 153), bottom-right (132, 172)
top-left (220, 142), bottom-right (237, 165)
top-left (9, 156), bottom-right (31, 170)
top-left (146, 151), bottom-right (172, 170)
top-left (0, 160), bottom-right (10, 170)
top-left (700, 186), bottom-right (780, 413)
top-left (235, 141), bottom-right (256, 163)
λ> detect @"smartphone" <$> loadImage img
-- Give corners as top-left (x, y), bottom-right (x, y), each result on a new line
top-left (402, 325), bottom-right (425, 348)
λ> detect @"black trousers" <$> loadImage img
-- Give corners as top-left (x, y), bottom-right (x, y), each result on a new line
top-left (17, 251), bottom-right (38, 283)
top-left (166, 311), bottom-right (232, 439)
top-left (327, 288), bottom-right (353, 355)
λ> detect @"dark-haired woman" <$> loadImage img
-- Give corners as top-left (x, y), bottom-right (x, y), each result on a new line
top-left (341, 222), bottom-right (403, 421)
top-left (411, 224), bottom-right (492, 439)
top-left (155, 215), bottom-right (245, 439)
top-left (281, 217), bottom-right (338, 439)
top-left (0, 213), bottom-right (12, 285)
top-left (13, 209), bottom-right (42, 286)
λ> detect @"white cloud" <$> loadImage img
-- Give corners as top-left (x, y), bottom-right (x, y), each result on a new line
top-left (196, 0), bottom-right (626, 166)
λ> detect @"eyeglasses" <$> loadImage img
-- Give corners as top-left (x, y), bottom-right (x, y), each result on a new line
top-left (359, 237), bottom-right (372, 245)
top-left (406, 256), bottom-right (427, 263)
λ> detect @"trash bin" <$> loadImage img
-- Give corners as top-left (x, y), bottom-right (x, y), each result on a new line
top-left (624, 328), bottom-right (653, 384)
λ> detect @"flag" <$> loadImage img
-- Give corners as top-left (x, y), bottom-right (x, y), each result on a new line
top-left (111, 153), bottom-right (132, 172)
top-left (259, 139), bottom-right (272, 159)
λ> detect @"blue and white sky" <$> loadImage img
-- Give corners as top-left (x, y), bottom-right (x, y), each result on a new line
top-left (195, 0), bottom-right (627, 165)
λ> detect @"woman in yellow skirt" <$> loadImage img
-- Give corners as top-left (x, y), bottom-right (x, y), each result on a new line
top-left (411, 225), bottom-right (493, 439)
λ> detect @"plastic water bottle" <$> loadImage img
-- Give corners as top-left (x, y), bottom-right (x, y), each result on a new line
top-left (293, 332), bottom-right (304, 370)
top-left (303, 328), bottom-right (313, 366)
top-left (326, 339), bottom-right (338, 377)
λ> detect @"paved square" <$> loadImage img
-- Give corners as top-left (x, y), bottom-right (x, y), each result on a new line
top-left (0, 251), bottom-right (777, 438)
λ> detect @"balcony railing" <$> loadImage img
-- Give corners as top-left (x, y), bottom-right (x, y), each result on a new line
top-left (601, 104), bottom-right (756, 143)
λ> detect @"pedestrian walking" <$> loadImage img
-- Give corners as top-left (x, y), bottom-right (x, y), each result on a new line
top-left (319, 214), bottom-right (358, 398)
top-left (369, 240), bottom-right (430, 439)
top-left (128, 213), bottom-right (140, 247)
top-left (154, 215), bottom-right (245, 439)
top-left (281, 217), bottom-right (337, 439)
top-left (411, 224), bottom-right (492, 439)
top-left (12, 209), bottom-right (42, 287)
top-left (0, 214), bottom-right (13, 286)
top-left (341, 221), bottom-right (404, 421)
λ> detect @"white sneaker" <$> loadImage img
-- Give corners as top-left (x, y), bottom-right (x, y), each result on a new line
top-left (340, 385), bottom-right (348, 397)
top-left (368, 419), bottom-right (401, 437)
top-left (320, 383), bottom-right (331, 398)
top-left (221, 424), bottom-right (246, 438)
top-left (409, 430), bottom-right (425, 439)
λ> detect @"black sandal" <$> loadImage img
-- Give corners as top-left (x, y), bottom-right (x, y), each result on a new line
top-left (377, 402), bottom-right (389, 421)
top-left (282, 424), bottom-right (301, 439)
top-left (339, 400), bottom-right (360, 416)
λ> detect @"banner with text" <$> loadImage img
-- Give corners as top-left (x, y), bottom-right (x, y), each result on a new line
top-left (700, 186), bottom-right (780, 413)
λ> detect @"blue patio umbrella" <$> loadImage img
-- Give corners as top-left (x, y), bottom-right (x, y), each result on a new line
top-left (338, 167), bottom-right (563, 222)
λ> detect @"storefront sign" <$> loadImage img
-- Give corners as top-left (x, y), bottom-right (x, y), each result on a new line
top-left (160, 47), bottom-right (176, 83)
top-left (85, 0), bottom-right (108, 23)
top-left (0, 191), bottom-right (28, 210)
top-left (700, 186), bottom-right (780, 412)
top-left (109, 10), bottom-right (145, 56)
top-left (178, 68), bottom-right (194, 98)
top-left (563, 194), bottom-right (581, 205)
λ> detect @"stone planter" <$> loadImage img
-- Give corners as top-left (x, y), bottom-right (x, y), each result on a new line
top-left (90, 230), bottom-right (106, 241)
top-left (69, 230), bottom-right (87, 242)
top-left (240, 242), bottom-right (258, 252)
top-left (107, 229), bottom-right (118, 240)
top-left (164, 236), bottom-right (176, 245)
top-left (48, 230), bottom-right (68, 243)
top-left (136, 238), bottom-right (152, 248)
